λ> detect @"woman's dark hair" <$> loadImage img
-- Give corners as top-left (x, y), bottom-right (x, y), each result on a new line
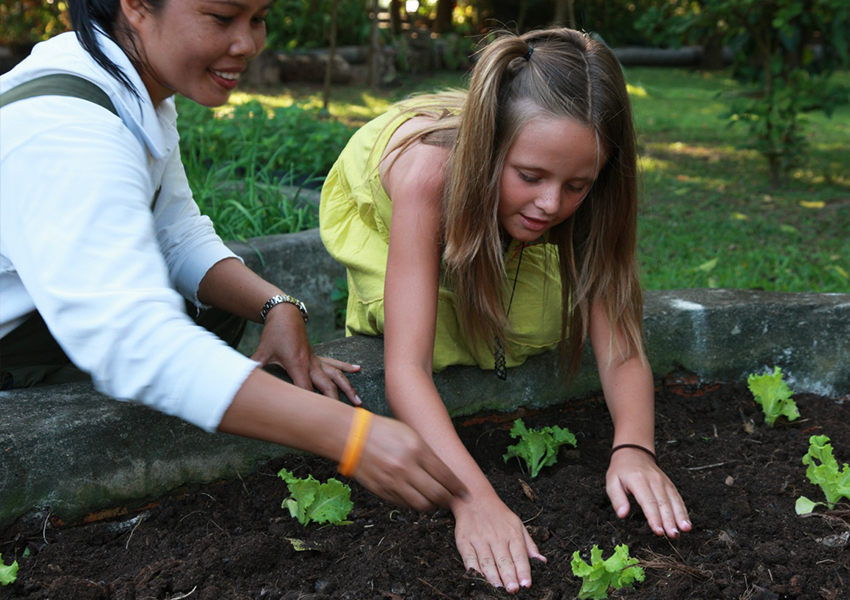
top-left (68, 0), bottom-right (163, 97)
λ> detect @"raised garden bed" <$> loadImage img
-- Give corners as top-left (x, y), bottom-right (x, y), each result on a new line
top-left (2, 377), bottom-right (848, 599)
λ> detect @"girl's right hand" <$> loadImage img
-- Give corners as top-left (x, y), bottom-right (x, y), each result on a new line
top-left (452, 492), bottom-right (546, 593)
top-left (353, 415), bottom-right (468, 511)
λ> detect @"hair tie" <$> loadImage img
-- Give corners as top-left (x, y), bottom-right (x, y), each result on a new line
top-left (524, 45), bottom-right (534, 61)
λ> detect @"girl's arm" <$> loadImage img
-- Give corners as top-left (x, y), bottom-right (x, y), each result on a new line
top-left (589, 299), bottom-right (692, 537)
top-left (197, 257), bottom-right (360, 404)
top-left (381, 137), bottom-right (543, 594)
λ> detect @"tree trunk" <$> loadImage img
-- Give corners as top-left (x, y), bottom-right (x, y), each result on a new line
top-left (554, 0), bottom-right (576, 28)
top-left (390, 0), bottom-right (402, 36)
top-left (367, 0), bottom-right (381, 88)
top-left (433, 0), bottom-right (454, 34)
top-left (322, 0), bottom-right (339, 111)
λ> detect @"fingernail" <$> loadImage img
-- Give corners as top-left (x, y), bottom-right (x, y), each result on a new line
top-left (520, 578), bottom-right (531, 588)
top-left (352, 364), bottom-right (361, 369)
top-left (354, 395), bottom-right (362, 405)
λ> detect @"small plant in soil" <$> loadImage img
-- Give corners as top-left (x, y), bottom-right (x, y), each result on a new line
top-left (0, 553), bottom-right (18, 586)
top-left (278, 468), bottom-right (353, 526)
top-left (571, 544), bottom-right (645, 599)
top-left (795, 434), bottom-right (850, 514)
top-left (502, 418), bottom-right (576, 478)
top-left (747, 366), bottom-right (800, 426)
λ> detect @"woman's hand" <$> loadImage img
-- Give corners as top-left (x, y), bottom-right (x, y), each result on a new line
top-left (251, 302), bottom-right (361, 405)
top-left (606, 447), bottom-right (691, 538)
top-left (451, 492), bottom-right (546, 594)
top-left (352, 415), bottom-right (469, 511)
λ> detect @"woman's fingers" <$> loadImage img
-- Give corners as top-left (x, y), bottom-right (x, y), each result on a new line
top-left (318, 356), bottom-right (361, 372)
top-left (353, 417), bottom-right (467, 510)
top-left (317, 357), bottom-right (361, 405)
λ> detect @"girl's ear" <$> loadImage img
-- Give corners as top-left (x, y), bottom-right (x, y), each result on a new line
top-left (120, 0), bottom-right (149, 30)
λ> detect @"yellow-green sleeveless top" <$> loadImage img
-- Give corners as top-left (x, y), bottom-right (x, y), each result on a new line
top-left (319, 106), bottom-right (563, 372)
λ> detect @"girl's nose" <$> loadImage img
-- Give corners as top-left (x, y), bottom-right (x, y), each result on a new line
top-left (534, 188), bottom-right (561, 214)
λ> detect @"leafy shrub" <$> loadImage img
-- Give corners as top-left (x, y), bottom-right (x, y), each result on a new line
top-left (176, 97), bottom-right (354, 240)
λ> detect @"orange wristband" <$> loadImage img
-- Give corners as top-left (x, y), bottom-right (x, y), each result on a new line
top-left (338, 407), bottom-right (373, 477)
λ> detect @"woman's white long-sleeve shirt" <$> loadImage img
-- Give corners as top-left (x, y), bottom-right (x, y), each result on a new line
top-left (0, 32), bottom-right (258, 431)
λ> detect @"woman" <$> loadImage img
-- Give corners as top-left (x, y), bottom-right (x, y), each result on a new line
top-left (0, 0), bottom-right (465, 511)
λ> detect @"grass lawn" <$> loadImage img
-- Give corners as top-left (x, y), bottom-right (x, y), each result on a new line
top-left (193, 67), bottom-right (849, 293)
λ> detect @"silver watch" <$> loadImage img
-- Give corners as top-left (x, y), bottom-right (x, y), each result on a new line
top-left (260, 294), bottom-right (309, 324)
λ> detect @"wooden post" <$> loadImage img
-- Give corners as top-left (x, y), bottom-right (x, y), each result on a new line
top-left (322, 0), bottom-right (339, 111)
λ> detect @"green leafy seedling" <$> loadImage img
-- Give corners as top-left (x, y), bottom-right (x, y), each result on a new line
top-left (747, 366), bottom-right (800, 426)
top-left (503, 418), bottom-right (576, 478)
top-left (795, 435), bottom-right (850, 514)
top-left (0, 553), bottom-right (18, 586)
top-left (278, 468), bottom-right (353, 526)
top-left (571, 544), bottom-right (645, 599)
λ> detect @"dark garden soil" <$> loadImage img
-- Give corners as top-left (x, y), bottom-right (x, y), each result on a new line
top-left (2, 377), bottom-right (849, 600)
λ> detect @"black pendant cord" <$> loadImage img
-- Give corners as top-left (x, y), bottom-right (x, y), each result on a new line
top-left (495, 244), bottom-right (525, 380)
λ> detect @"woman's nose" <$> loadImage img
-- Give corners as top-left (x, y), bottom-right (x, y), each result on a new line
top-left (231, 25), bottom-right (261, 59)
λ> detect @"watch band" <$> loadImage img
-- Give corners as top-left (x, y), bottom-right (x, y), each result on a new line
top-left (260, 294), bottom-right (309, 324)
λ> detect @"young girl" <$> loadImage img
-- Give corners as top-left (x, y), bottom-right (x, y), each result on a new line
top-left (321, 28), bottom-right (691, 593)
top-left (0, 0), bottom-right (466, 512)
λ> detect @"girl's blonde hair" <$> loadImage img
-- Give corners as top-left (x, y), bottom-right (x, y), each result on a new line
top-left (388, 27), bottom-right (643, 377)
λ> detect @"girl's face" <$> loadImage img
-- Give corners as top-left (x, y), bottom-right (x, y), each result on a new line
top-left (124, 0), bottom-right (271, 107)
top-left (498, 116), bottom-right (605, 243)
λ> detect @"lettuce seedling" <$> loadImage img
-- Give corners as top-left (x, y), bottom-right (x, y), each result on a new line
top-left (503, 418), bottom-right (576, 478)
top-left (795, 435), bottom-right (850, 514)
top-left (747, 366), bottom-right (800, 426)
top-left (0, 553), bottom-right (18, 586)
top-left (571, 544), bottom-right (645, 600)
top-left (278, 468), bottom-right (353, 526)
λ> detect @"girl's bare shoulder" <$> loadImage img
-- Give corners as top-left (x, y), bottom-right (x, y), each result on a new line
top-left (380, 116), bottom-right (451, 206)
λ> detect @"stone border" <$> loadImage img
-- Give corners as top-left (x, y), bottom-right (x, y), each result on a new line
top-left (1, 229), bottom-right (847, 529)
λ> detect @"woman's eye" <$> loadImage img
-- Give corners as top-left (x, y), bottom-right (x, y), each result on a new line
top-left (519, 172), bottom-right (539, 183)
top-left (252, 14), bottom-right (268, 25)
top-left (213, 14), bottom-right (233, 23)
top-left (566, 183), bottom-right (587, 193)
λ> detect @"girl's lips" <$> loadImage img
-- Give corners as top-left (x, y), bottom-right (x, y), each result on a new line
top-left (519, 214), bottom-right (550, 232)
top-left (209, 69), bottom-right (241, 90)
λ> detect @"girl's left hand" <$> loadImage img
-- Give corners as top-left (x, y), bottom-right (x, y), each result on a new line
top-left (250, 302), bottom-right (361, 405)
top-left (606, 448), bottom-right (691, 538)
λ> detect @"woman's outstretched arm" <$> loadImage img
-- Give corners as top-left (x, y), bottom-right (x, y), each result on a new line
top-left (218, 366), bottom-right (467, 511)
top-left (198, 257), bottom-right (361, 404)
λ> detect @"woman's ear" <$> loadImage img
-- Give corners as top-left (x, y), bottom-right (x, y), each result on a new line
top-left (119, 0), bottom-right (149, 30)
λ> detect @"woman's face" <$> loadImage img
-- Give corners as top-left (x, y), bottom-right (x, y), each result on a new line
top-left (125, 0), bottom-right (270, 107)
top-left (498, 116), bottom-right (605, 243)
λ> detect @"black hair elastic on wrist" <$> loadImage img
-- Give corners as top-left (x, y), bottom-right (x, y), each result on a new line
top-left (524, 45), bottom-right (534, 61)
top-left (609, 444), bottom-right (658, 465)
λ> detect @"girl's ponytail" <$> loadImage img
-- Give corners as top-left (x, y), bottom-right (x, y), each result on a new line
top-left (68, 0), bottom-right (139, 96)
top-left (443, 35), bottom-right (534, 351)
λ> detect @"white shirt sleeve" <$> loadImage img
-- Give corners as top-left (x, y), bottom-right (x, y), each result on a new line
top-left (152, 146), bottom-right (243, 308)
top-left (0, 98), bottom-right (257, 431)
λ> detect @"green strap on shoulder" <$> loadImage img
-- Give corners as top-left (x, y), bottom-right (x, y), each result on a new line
top-left (0, 73), bottom-right (117, 116)
top-left (0, 74), bottom-right (163, 210)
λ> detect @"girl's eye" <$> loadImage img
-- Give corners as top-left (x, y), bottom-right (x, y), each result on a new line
top-left (566, 183), bottom-right (586, 193)
top-left (519, 172), bottom-right (540, 183)
top-left (252, 14), bottom-right (268, 25)
top-left (213, 14), bottom-right (233, 23)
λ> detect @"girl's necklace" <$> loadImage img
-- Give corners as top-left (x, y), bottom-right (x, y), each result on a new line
top-left (494, 243), bottom-right (525, 380)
